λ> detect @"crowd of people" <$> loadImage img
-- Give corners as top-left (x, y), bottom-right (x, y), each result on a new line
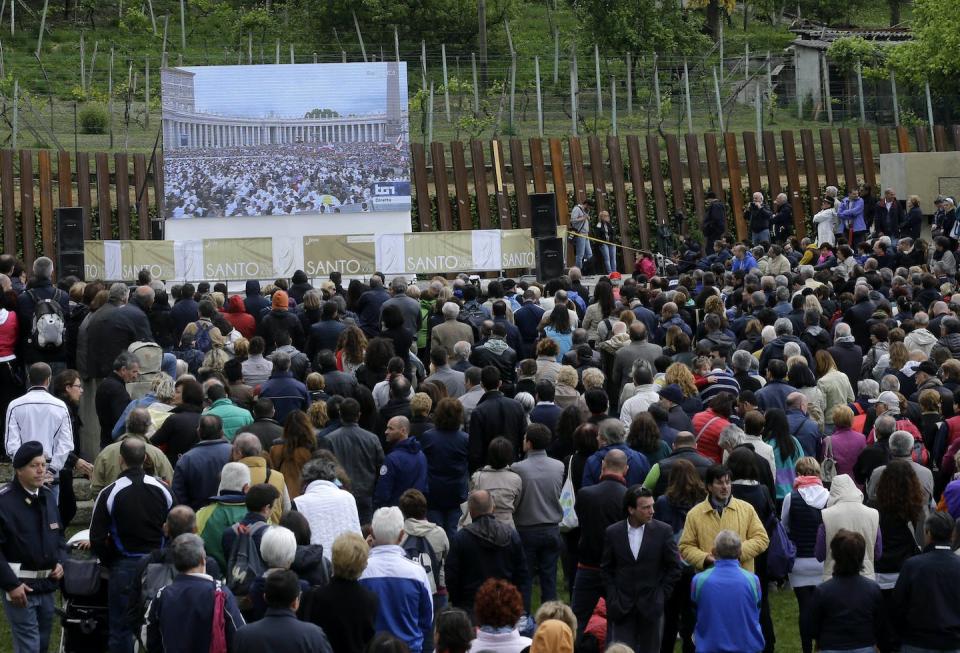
top-left (4, 183), bottom-right (960, 653)
top-left (163, 142), bottom-right (409, 218)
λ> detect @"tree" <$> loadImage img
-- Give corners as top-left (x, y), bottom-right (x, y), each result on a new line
top-left (887, 0), bottom-right (960, 92)
top-left (685, 0), bottom-right (735, 40)
top-left (571, 0), bottom-right (707, 56)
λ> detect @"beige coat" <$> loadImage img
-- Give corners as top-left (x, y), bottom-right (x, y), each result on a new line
top-left (431, 318), bottom-right (475, 358)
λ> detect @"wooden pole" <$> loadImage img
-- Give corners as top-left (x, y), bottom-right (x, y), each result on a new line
top-left (80, 32), bottom-right (85, 92)
top-left (553, 27), bottom-right (559, 85)
top-left (11, 78), bottom-right (17, 149)
top-left (427, 82), bottom-right (434, 144)
top-left (146, 0), bottom-right (156, 34)
top-left (247, 32), bottom-right (252, 64)
top-left (611, 75), bottom-right (617, 136)
top-left (394, 26), bottom-right (399, 63)
top-left (179, 0), bottom-right (186, 51)
top-left (535, 55), bottom-right (543, 137)
top-left (144, 55), bottom-right (149, 128)
top-left (275, 39), bottom-right (279, 64)
top-left (718, 21), bottom-right (723, 82)
top-left (442, 44), bottom-right (450, 122)
top-left (653, 53), bottom-right (661, 119)
top-left (161, 15), bottom-right (168, 67)
top-left (504, 19), bottom-right (513, 55)
top-left (594, 44), bottom-right (602, 115)
top-left (108, 47), bottom-right (114, 149)
top-left (421, 40), bottom-right (427, 92)
top-left (755, 82), bottom-right (762, 135)
top-left (89, 40), bottom-right (98, 90)
top-left (478, 0), bottom-right (487, 86)
top-left (35, 0), bottom-right (47, 57)
top-left (822, 52), bottom-right (833, 125)
top-left (744, 43), bottom-right (749, 82)
top-left (626, 52), bottom-right (632, 116)
top-left (925, 80), bottom-right (935, 147)
top-left (684, 58), bottom-right (693, 133)
top-left (890, 70), bottom-right (900, 127)
top-left (9, 0), bottom-right (13, 37)
top-left (713, 66), bottom-right (724, 133)
top-left (856, 59), bottom-right (866, 123)
top-left (289, 44), bottom-right (294, 64)
top-left (571, 46), bottom-right (578, 136)
top-left (471, 52), bottom-right (479, 114)
top-left (352, 11), bottom-right (366, 62)
top-left (509, 53), bottom-right (516, 132)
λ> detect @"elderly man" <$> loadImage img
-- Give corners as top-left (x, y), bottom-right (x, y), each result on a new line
top-left (613, 322), bottom-right (663, 393)
top-left (905, 313), bottom-right (937, 357)
top-left (91, 408), bottom-right (173, 493)
top-left (95, 352), bottom-right (141, 449)
top-left (360, 507), bottom-right (433, 653)
top-left (374, 416), bottom-right (428, 509)
top-left (828, 322), bottom-right (863, 389)
top-left (231, 433), bottom-right (290, 523)
top-left (424, 347), bottom-right (466, 398)
top-left (196, 462), bottom-right (250, 570)
top-left (293, 458), bottom-right (362, 560)
top-left (866, 431), bottom-right (934, 507)
top-left (431, 303), bottom-right (474, 359)
top-left (582, 419), bottom-right (650, 488)
top-left (785, 393), bottom-right (822, 457)
top-left (745, 191), bottom-right (773, 243)
top-left (380, 277), bottom-right (422, 339)
top-left (171, 414), bottom-right (233, 511)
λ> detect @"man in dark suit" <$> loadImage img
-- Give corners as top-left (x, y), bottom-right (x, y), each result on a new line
top-left (234, 569), bottom-right (333, 653)
top-left (601, 485), bottom-right (682, 652)
top-left (529, 381), bottom-right (563, 439)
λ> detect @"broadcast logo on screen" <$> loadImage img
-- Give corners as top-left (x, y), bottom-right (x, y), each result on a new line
top-left (371, 182), bottom-right (411, 209)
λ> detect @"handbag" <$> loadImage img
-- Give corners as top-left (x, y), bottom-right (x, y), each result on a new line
top-left (62, 553), bottom-right (103, 597)
top-left (559, 457), bottom-right (579, 533)
top-left (764, 514), bottom-right (797, 580)
top-left (821, 436), bottom-right (837, 484)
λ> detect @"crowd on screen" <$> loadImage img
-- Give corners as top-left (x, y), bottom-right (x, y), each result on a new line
top-left (164, 142), bottom-right (408, 218)
top-left (3, 180), bottom-right (960, 653)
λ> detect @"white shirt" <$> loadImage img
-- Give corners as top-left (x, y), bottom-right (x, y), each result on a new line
top-left (293, 479), bottom-right (362, 560)
top-left (4, 387), bottom-right (74, 473)
top-left (628, 522), bottom-right (645, 559)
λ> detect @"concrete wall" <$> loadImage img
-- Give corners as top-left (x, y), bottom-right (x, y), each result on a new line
top-left (880, 152), bottom-right (960, 210)
top-left (795, 47), bottom-right (822, 109)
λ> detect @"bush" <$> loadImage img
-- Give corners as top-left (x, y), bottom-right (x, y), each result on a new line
top-left (79, 104), bottom-right (109, 134)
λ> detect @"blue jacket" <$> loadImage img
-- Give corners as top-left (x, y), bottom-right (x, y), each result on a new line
top-left (360, 545), bottom-right (433, 653)
top-left (731, 253), bottom-right (759, 274)
top-left (235, 608), bottom-right (332, 653)
top-left (754, 380), bottom-right (797, 412)
top-left (172, 440), bottom-right (233, 510)
top-left (111, 393), bottom-right (158, 440)
top-left (582, 444), bottom-right (650, 489)
top-left (146, 573), bottom-right (244, 653)
top-left (356, 287), bottom-right (391, 337)
top-left (258, 371), bottom-right (310, 424)
top-left (419, 428), bottom-right (469, 510)
top-left (838, 197), bottom-right (867, 233)
top-left (691, 559), bottom-right (764, 653)
top-left (245, 281), bottom-right (271, 324)
top-left (786, 409), bottom-right (822, 458)
top-left (374, 438), bottom-right (428, 509)
top-left (170, 298), bottom-right (199, 344)
top-left (513, 303), bottom-right (545, 358)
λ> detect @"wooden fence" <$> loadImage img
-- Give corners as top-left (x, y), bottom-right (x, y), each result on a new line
top-left (2, 124), bottom-right (958, 273)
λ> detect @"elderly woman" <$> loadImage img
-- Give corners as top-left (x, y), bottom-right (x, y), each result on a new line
top-left (247, 526), bottom-right (311, 622)
top-left (535, 338), bottom-right (562, 383)
top-left (409, 392), bottom-right (435, 438)
top-left (468, 438), bottom-right (522, 528)
top-left (301, 532), bottom-right (379, 653)
top-left (109, 372), bottom-right (177, 440)
top-left (554, 365), bottom-right (580, 411)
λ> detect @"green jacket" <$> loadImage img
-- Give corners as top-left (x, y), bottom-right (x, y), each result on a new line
top-left (196, 494), bottom-right (247, 570)
top-left (203, 398), bottom-right (253, 442)
top-left (417, 298), bottom-right (436, 349)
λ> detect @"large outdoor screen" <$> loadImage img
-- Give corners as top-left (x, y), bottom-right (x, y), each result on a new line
top-left (160, 62), bottom-right (409, 220)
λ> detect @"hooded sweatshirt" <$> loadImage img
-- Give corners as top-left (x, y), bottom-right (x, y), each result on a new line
top-left (374, 438), bottom-right (428, 509)
top-left (244, 280), bottom-right (270, 322)
top-left (819, 474), bottom-right (879, 579)
top-left (445, 513), bottom-right (527, 612)
top-left (904, 328), bottom-right (938, 357)
top-left (223, 294), bottom-right (256, 339)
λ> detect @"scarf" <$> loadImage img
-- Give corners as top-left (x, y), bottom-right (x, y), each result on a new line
top-left (834, 334), bottom-right (856, 344)
top-left (794, 475), bottom-right (823, 490)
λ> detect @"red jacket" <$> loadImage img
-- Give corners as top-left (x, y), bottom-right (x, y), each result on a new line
top-left (0, 308), bottom-right (18, 360)
top-left (221, 295), bottom-right (255, 339)
top-left (692, 409), bottom-right (730, 464)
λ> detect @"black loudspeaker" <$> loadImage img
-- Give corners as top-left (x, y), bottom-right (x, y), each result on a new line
top-left (530, 192), bottom-right (558, 239)
top-left (536, 237), bottom-right (564, 280)
top-left (56, 207), bottom-right (85, 280)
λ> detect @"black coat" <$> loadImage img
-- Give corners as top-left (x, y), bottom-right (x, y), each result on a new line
top-left (301, 578), bottom-right (378, 653)
top-left (257, 309), bottom-right (306, 353)
top-left (575, 476), bottom-right (628, 566)
top-left (842, 298), bottom-right (877, 353)
top-left (236, 608), bottom-right (332, 653)
top-left (771, 203), bottom-right (794, 242)
top-left (149, 404), bottom-right (202, 467)
top-left (703, 201), bottom-right (726, 238)
top-left (828, 341), bottom-right (863, 390)
top-left (95, 372), bottom-right (130, 445)
top-left (149, 303), bottom-right (176, 351)
top-left (892, 548), bottom-right (960, 650)
top-left (467, 391), bottom-right (527, 471)
top-left (601, 518), bottom-right (681, 622)
top-left (86, 300), bottom-right (155, 379)
top-left (469, 340), bottom-right (519, 386)
top-left (445, 514), bottom-right (528, 614)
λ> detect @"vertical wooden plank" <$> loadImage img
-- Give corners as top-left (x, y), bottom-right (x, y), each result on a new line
top-left (645, 135), bottom-right (669, 227)
top-left (37, 150), bottom-right (54, 259)
top-left (761, 131), bottom-right (782, 198)
top-left (0, 150), bottom-right (14, 255)
top-left (152, 151), bottom-right (164, 217)
top-left (449, 141), bottom-right (472, 231)
top-left (664, 135), bottom-right (686, 228)
top-left (781, 131), bottom-right (807, 239)
top-left (952, 125), bottom-right (960, 151)
top-left (685, 134), bottom-right (705, 222)
top-left (586, 135), bottom-right (607, 213)
top-left (607, 135), bottom-right (633, 270)
top-left (490, 139), bottom-right (512, 228)
top-left (626, 135), bottom-right (650, 250)
top-left (800, 130), bottom-right (820, 216)
top-left (837, 128), bottom-right (857, 194)
top-left (528, 138), bottom-right (548, 193)
top-left (819, 129), bottom-right (839, 189)
top-left (57, 150), bottom-right (73, 207)
top-left (114, 153), bottom-right (131, 240)
top-left (741, 131), bottom-right (762, 193)
top-left (470, 140), bottom-right (492, 230)
top-left (934, 125), bottom-right (948, 152)
top-left (895, 126), bottom-right (911, 152)
top-left (568, 137), bottom-right (587, 205)
top-left (76, 153), bottom-right (92, 240)
top-left (410, 143), bottom-right (432, 231)
top-left (95, 153), bottom-right (112, 239)
top-left (430, 142), bottom-right (453, 232)
top-left (509, 138), bottom-right (531, 229)
top-left (133, 153), bottom-right (150, 239)
top-left (548, 138), bottom-right (569, 225)
top-left (723, 132), bottom-right (746, 240)
top-left (877, 128), bottom-right (891, 155)
top-left (857, 128), bottom-right (876, 190)
top-left (20, 150), bottom-right (36, 266)
top-left (703, 133), bottom-right (725, 202)
top-left (913, 126), bottom-right (928, 153)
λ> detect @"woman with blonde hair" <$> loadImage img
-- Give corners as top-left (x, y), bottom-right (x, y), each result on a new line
top-left (873, 340), bottom-right (909, 382)
top-left (664, 362), bottom-right (703, 417)
top-left (815, 350), bottom-right (855, 434)
top-left (555, 365), bottom-right (580, 410)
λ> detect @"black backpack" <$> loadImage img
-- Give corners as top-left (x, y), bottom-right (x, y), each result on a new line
top-left (402, 533), bottom-right (440, 595)
top-left (225, 521), bottom-right (268, 596)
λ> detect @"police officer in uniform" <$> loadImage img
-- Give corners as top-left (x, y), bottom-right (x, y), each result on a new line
top-left (0, 440), bottom-right (66, 652)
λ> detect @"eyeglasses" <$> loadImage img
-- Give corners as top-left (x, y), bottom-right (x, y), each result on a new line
top-left (69, 383), bottom-right (83, 389)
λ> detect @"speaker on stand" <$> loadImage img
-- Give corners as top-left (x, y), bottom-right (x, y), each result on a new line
top-left (56, 207), bottom-right (85, 280)
top-left (529, 192), bottom-right (563, 280)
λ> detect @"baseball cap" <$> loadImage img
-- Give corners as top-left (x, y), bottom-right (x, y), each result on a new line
top-left (871, 390), bottom-right (900, 407)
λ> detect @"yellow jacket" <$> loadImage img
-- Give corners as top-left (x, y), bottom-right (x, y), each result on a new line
top-left (678, 496), bottom-right (770, 572)
top-left (238, 455), bottom-right (291, 524)
top-left (798, 244), bottom-right (819, 267)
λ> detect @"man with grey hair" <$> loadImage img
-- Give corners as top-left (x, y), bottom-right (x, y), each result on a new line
top-left (758, 317), bottom-right (814, 376)
top-left (146, 533), bottom-right (245, 652)
top-left (231, 433), bottom-right (290, 523)
top-left (86, 282), bottom-right (154, 382)
top-left (381, 276), bottom-right (422, 343)
top-left (731, 349), bottom-right (763, 393)
top-left (582, 418), bottom-right (650, 488)
top-left (90, 407), bottom-right (173, 493)
top-left (458, 366), bottom-right (484, 423)
top-left (828, 321), bottom-right (863, 389)
top-left (257, 350), bottom-right (310, 424)
top-left (293, 457), bottom-right (362, 560)
top-left (690, 529), bottom-right (765, 653)
top-left (866, 431), bottom-right (934, 510)
top-left (431, 302), bottom-right (474, 357)
top-left (95, 351), bottom-right (141, 449)
top-left (450, 340), bottom-right (473, 373)
top-left (843, 283), bottom-right (878, 351)
top-left (15, 256), bottom-right (70, 370)
top-left (360, 506), bottom-right (433, 653)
